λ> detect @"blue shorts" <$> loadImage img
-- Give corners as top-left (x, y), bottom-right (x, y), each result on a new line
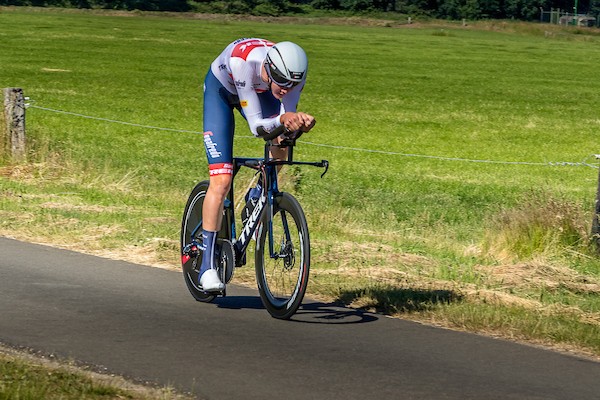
top-left (203, 69), bottom-right (280, 175)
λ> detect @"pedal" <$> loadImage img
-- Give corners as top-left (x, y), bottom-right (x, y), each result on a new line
top-left (201, 288), bottom-right (225, 296)
top-left (181, 242), bottom-right (200, 264)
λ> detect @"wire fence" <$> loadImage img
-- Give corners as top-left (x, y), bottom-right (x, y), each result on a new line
top-left (28, 104), bottom-right (599, 169)
top-left (540, 9), bottom-right (598, 27)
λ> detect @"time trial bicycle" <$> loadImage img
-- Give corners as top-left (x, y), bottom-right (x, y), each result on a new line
top-left (180, 126), bottom-right (329, 319)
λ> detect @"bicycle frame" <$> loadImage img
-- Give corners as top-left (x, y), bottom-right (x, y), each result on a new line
top-left (225, 137), bottom-right (328, 263)
top-left (181, 128), bottom-right (329, 316)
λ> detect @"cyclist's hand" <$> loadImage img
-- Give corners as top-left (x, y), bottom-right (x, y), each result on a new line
top-left (298, 112), bottom-right (316, 132)
top-left (281, 112), bottom-right (316, 133)
top-left (280, 112), bottom-right (301, 131)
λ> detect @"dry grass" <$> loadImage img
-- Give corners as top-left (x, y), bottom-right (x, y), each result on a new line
top-left (476, 261), bottom-right (600, 294)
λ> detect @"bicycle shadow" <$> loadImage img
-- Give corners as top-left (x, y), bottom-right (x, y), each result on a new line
top-left (213, 296), bottom-right (379, 324)
top-left (291, 302), bottom-right (379, 324)
top-left (214, 295), bottom-right (264, 310)
top-left (213, 286), bottom-right (461, 324)
top-left (290, 286), bottom-right (461, 324)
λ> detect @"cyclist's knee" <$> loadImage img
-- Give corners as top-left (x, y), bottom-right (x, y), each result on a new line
top-left (208, 173), bottom-right (232, 197)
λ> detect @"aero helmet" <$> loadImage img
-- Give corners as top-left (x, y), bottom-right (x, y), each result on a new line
top-left (265, 41), bottom-right (308, 88)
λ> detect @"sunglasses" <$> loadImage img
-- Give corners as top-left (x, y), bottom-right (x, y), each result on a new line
top-left (266, 57), bottom-right (301, 89)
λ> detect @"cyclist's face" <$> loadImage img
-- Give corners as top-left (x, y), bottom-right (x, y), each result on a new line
top-left (262, 64), bottom-right (295, 99)
top-left (270, 81), bottom-right (289, 99)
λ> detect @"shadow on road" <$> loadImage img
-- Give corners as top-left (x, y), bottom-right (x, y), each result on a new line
top-left (213, 296), bottom-right (378, 324)
top-left (214, 295), bottom-right (265, 310)
top-left (291, 302), bottom-right (379, 324)
top-left (211, 286), bottom-right (460, 323)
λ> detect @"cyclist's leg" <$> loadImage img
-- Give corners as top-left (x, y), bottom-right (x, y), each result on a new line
top-left (270, 135), bottom-right (288, 161)
top-left (199, 69), bottom-right (236, 291)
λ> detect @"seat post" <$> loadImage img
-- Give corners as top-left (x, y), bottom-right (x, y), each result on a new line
top-left (264, 141), bottom-right (272, 161)
top-left (287, 143), bottom-right (294, 162)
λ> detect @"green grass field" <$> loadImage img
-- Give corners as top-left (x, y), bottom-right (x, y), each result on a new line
top-left (2, 7), bottom-right (600, 361)
top-left (0, 344), bottom-right (189, 399)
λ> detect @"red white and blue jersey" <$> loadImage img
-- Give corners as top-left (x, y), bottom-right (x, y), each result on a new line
top-left (210, 38), bottom-right (305, 136)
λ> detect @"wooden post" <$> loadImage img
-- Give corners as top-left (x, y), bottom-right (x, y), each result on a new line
top-left (592, 156), bottom-right (600, 251)
top-left (2, 87), bottom-right (27, 162)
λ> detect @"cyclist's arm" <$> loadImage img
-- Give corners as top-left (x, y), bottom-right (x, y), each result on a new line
top-left (240, 87), bottom-right (284, 136)
top-left (275, 83), bottom-right (314, 133)
top-left (231, 60), bottom-right (283, 137)
top-left (280, 83), bottom-right (315, 132)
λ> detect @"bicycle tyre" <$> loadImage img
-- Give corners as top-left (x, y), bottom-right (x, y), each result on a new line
top-left (255, 192), bottom-right (310, 319)
top-left (181, 180), bottom-right (215, 302)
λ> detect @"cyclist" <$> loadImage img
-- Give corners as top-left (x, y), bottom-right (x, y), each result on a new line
top-left (198, 38), bottom-right (316, 292)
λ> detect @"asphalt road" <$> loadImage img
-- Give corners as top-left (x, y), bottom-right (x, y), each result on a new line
top-left (1, 237), bottom-right (599, 399)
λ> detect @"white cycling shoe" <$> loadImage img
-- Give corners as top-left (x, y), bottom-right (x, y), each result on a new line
top-left (199, 269), bottom-right (225, 292)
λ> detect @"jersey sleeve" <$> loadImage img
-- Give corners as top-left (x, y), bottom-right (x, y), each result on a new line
top-left (243, 94), bottom-right (282, 137)
top-left (230, 58), bottom-right (282, 137)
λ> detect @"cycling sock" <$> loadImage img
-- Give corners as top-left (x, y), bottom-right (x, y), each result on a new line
top-left (199, 230), bottom-right (217, 278)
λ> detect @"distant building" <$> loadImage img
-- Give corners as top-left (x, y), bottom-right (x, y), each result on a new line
top-left (559, 15), bottom-right (596, 27)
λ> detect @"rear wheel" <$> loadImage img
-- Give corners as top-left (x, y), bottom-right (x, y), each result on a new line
top-left (255, 192), bottom-right (310, 319)
top-left (181, 181), bottom-right (215, 302)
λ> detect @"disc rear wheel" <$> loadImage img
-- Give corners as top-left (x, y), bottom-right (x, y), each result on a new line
top-left (181, 181), bottom-right (215, 302)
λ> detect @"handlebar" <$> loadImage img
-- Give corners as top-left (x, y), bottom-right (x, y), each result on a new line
top-left (256, 125), bottom-right (286, 141)
top-left (256, 125), bottom-right (304, 143)
top-left (253, 124), bottom-right (328, 178)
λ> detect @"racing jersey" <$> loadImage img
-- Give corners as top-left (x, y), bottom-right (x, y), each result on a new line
top-left (210, 38), bottom-right (305, 136)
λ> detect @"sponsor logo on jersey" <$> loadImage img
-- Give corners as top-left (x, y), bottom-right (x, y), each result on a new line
top-left (203, 131), bottom-right (222, 159)
top-left (231, 38), bottom-right (274, 61)
top-left (235, 79), bottom-right (246, 88)
top-left (240, 100), bottom-right (248, 107)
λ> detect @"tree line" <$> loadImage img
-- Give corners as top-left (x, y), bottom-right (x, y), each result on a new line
top-left (2, 0), bottom-right (600, 22)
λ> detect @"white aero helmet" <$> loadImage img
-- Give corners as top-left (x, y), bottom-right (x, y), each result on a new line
top-left (265, 41), bottom-right (308, 88)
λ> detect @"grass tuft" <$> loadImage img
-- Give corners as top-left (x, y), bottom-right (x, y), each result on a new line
top-left (0, 347), bottom-right (191, 400)
top-left (0, 356), bottom-right (128, 400)
top-left (482, 191), bottom-right (593, 262)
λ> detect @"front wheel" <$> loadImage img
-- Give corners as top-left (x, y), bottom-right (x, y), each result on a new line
top-left (255, 192), bottom-right (310, 319)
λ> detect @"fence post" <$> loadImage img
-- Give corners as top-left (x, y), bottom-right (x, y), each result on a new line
top-left (2, 87), bottom-right (27, 162)
top-left (592, 155), bottom-right (600, 250)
